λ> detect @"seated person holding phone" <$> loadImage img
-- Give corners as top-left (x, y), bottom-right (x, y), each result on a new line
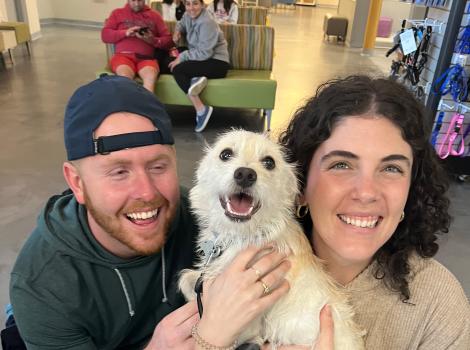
top-left (102, 0), bottom-right (174, 92)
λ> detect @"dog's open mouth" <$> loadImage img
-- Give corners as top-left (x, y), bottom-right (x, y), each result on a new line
top-left (219, 192), bottom-right (261, 222)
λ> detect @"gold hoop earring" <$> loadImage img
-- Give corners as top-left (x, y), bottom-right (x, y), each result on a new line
top-left (296, 205), bottom-right (309, 218)
top-left (399, 211), bottom-right (405, 222)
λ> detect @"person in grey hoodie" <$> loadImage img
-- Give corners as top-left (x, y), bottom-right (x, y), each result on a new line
top-left (168, 0), bottom-right (230, 133)
top-left (7, 75), bottom-right (295, 350)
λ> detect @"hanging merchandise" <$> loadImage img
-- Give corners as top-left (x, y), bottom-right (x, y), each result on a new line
top-left (431, 111), bottom-right (445, 147)
top-left (433, 64), bottom-right (469, 102)
top-left (462, 123), bottom-right (470, 157)
top-left (437, 112), bottom-right (465, 159)
top-left (456, 26), bottom-right (470, 54)
top-left (387, 21), bottom-right (434, 101)
top-left (410, 0), bottom-right (447, 7)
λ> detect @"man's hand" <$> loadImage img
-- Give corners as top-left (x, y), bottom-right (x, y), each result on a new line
top-left (261, 304), bottom-right (334, 350)
top-left (126, 26), bottom-right (140, 37)
top-left (136, 29), bottom-right (155, 44)
top-left (144, 301), bottom-right (199, 350)
top-left (168, 57), bottom-right (181, 72)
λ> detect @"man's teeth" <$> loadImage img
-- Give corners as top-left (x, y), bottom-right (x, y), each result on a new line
top-left (339, 215), bottom-right (379, 228)
top-left (127, 208), bottom-right (159, 220)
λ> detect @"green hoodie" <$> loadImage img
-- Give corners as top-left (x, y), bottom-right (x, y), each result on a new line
top-left (10, 187), bottom-right (198, 349)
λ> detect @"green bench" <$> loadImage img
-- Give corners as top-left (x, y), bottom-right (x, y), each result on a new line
top-left (100, 22), bottom-right (277, 130)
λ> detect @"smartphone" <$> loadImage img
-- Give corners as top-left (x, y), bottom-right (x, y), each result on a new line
top-left (138, 27), bottom-right (149, 35)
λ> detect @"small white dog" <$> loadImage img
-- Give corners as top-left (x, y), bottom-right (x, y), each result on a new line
top-left (179, 130), bottom-right (364, 349)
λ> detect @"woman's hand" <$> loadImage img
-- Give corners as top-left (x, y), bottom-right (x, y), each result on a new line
top-left (197, 246), bottom-right (291, 348)
top-left (168, 57), bottom-right (181, 72)
top-left (261, 304), bottom-right (335, 350)
top-left (173, 31), bottom-right (181, 44)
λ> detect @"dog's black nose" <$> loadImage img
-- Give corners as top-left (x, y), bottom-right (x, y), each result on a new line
top-left (234, 167), bottom-right (257, 188)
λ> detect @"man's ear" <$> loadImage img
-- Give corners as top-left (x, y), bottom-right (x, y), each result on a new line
top-left (63, 162), bottom-right (85, 204)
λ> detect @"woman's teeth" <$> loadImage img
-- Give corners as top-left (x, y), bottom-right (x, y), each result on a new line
top-left (126, 208), bottom-right (159, 220)
top-left (338, 214), bottom-right (379, 228)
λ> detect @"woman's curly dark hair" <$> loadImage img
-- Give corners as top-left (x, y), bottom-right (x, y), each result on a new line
top-left (279, 75), bottom-right (451, 302)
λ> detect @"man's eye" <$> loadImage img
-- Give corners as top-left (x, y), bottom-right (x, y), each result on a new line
top-left (109, 169), bottom-right (128, 177)
top-left (219, 148), bottom-right (233, 161)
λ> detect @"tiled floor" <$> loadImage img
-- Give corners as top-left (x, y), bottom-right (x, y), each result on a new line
top-left (0, 5), bottom-right (468, 324)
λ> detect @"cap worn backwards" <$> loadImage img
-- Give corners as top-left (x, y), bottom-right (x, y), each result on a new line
top-left (64, 75), bottom-right (174, 161)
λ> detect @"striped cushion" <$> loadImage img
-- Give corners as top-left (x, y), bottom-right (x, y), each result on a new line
top-left (238, 6), bottom-right (268, 25)
top-left (220, 24), bottom-right (274, 70)
top-left (105, 22), bottom-right (274, 71)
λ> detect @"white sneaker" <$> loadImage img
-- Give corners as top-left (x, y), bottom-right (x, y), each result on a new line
top-left (188, 77), bottom-right (208, 96)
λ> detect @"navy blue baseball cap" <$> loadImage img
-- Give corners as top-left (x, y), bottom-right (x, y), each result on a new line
top-left (64, 75), bottom-right (174, 161)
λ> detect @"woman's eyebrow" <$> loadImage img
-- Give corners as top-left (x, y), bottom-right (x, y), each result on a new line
top-left (320, 150), bottom-right (358, 163)
top-left (381, 154), bottom-right (411, 167)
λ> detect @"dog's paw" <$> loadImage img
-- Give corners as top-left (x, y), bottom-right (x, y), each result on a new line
top-left (178, 269), bottom-right (201, 300)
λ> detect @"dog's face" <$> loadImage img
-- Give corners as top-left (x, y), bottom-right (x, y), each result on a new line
top-left (190, 130), bottom-right (298, 240)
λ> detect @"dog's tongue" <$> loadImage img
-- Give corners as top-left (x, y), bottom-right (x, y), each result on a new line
top-left (228, 193), bottom-right (253, 214)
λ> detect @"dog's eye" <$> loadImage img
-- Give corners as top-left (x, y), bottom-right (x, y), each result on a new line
top-left (261, 156), bottom-right (275, 170)
top-left (219, 148), bottom-right (233, 161)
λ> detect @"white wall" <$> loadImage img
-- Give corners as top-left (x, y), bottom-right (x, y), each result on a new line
top-left (380, 0), bottom-right (413, 35)
top-left (0, 0), bottom-right (9, 21)
top-left (37, 0), bottom-right (53, 18)
top-left (317, 0), bottom-right (339, 7)
top-left (37, 0), bottom-right (126, 23)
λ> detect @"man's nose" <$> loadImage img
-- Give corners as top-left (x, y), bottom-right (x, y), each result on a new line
top-left (132, 172), bottom-right (157, 202)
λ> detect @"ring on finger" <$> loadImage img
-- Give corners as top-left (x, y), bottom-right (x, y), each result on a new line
top-left (260, 279), bottom-right (270, 295)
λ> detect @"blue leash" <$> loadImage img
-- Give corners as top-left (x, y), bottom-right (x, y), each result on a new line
top-left (431, 111), bottom-right (445, 147)
top-left (456, 26), bottom-right (470, 54)
top-left (433, 64), bottom-right (468, 102)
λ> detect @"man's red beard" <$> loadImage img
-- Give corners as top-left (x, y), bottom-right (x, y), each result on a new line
top-left (83, 186), bottom-right (178, 256)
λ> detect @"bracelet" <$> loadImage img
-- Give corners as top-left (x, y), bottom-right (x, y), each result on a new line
top-left (191, 323), bottom-right (238, 350)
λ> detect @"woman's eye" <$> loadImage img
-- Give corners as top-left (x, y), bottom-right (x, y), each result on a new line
top-left (384, 165), bottom-right (403, 174)
top-left (219, 148), bottom-right (233, 161)
top-left (261, 156), bottom-right (275, 170)
top-left (330, 162), bottom-right (350, 170)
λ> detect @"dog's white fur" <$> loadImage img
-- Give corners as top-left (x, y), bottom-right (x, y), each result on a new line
top-left (179, 130), bottom-right (364, 349)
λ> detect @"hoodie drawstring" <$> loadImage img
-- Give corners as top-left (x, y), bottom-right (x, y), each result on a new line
top-left (161, 245), bottom-right (169, 303)
top-left (113, 268), bottom-right (135, 317)
top-left (113, 246), bottom-right (169, 318)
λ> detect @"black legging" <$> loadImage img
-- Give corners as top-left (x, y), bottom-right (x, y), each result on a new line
top-left (172, 59), bottom-right (230, 93)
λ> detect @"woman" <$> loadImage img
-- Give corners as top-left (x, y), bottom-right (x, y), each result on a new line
top-left (207, 0), bottom-right (239, 24)
top-left (168, 0), bottom-right (230, 132)
top-left (279, 75), bottom-right (470, 349)
top-left (161, 0), bottom-right (185, 21)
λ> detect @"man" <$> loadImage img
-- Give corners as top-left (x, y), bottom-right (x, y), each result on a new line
top-left (8, 76), bottom-right (302, 350)
top-left (9, 75), bottom-right (199, 349)
top-left (101, 0), bottom-right (173, 92)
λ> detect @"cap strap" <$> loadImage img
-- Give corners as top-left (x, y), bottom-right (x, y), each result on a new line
top-left (93, 131), bottom-right (173, 155)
